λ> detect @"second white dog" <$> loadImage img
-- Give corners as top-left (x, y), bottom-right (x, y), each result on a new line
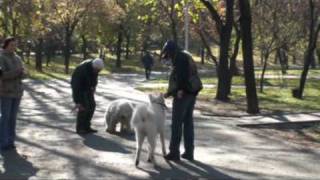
top-left (131, 94), bottom-right (167, 167)
top-left (105, 99), bottom-right (135, 134)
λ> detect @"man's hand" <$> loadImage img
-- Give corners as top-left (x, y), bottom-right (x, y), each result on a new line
top-left (177, 90), bottom-right (184, 99)
top-left (91, 87), bottom-right (96, 93)
top-left (75, 104), bottom-right (85, 112)
top-left (16, 67), bottom-right (24, 75)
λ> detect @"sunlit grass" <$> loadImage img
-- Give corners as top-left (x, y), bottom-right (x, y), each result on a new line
top-left (136, 82), bottom-right (320, 113)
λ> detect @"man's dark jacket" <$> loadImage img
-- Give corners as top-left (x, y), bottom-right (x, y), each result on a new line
top-left (71, 60), bottom-right (98, 104)
top-left (167, 50), bottom-right (199, 97)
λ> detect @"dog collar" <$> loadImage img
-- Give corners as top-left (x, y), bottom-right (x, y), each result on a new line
top-left (153, 101), bottom-right (168, 111)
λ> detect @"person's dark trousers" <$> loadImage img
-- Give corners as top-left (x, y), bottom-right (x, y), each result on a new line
top-left (76, 92), bottom-right (96, 132)
top-left (145, 67), bottom-right (152, 80)
top-left (0, 97), bottom-right (21, 149)
top-left (169, 94), bottom-right (196, 156)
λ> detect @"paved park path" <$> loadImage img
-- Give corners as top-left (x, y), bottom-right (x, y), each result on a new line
top-left (0, 73), bottom-right (319, 180)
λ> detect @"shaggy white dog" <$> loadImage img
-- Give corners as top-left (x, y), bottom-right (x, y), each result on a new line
top-left (105, 99), bottom-right (135, 134)
top-left (131, 94), bottom-right (167, 167)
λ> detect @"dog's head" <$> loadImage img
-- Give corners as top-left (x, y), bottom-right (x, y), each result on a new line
top-left (148, 93), bottom-right (167, 109)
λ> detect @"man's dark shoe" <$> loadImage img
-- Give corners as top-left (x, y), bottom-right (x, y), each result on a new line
top-left (164, 153), bottom-right (180, 161)
top-left (87, 128), bottom-right (98, 133)
top-left (181, 153), bottom-right (194, 161)
top-left (76, 129), bottom-right (88, 135)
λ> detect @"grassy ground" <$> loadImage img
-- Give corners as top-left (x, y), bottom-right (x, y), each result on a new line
top-left (137, 79), bottom-right (320, 114)
top-left (25, 53), bottom-right (168, 80)
top-left (150, 68), bottom-right (320, 84)
top-left (25, 53), bottom-right (320, 113)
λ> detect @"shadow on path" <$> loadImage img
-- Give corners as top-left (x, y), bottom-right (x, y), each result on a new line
top-left (0, 150), bottom-right (38, 179)
top-left (138, 160), bottom-right (235, 179)
top-left (82, 134), bottom-right (131, 154)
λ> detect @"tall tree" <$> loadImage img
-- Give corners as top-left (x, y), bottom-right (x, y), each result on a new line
top-left (293, 0), bottom-right (320, 99)
top-left (50, 0), bottom-right (93, 74)
top-left (201, 0), bottom-right (234, 101)
top-left (239, 0), bottom-right (260, 114)
top-left (252, 0), bottom-right (306, 92)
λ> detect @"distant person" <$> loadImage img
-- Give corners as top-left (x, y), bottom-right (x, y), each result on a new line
top-left (0, 37), bottom-right (27, 151)
top-left (71, 58), bottom-right (104, 135)
top-left (161, 40), bottom-right (202, 161)
top-left (141, 51), bottom-right (154, 80)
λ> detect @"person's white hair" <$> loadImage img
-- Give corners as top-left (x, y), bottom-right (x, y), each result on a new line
top-left (92, 58), bottom-right (104, 70)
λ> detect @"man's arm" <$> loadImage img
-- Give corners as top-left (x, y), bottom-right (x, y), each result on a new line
top-left (0, 57), bottom-right (23, 80)
top-left (71, 71), bottom-right (84, 104)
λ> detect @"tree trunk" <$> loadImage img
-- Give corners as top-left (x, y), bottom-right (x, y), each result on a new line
top-left (310, 52), bottom-right (316, 69)
top-left (216, 0), bottom-right (234, 101)
top-left (316, 48), bottom-right (320, 64)
top-left (227, 24), bottom-right (241, 95)
top-left (198, 29), bottom-right (218, 67)
top-left (99, 46), bottom-right (106, 60)
top-left (35, 38), bottom-right (43, 72)
top-left (125, 32), bottom-right (130, 60)
top-left (81, 34), bottom-right (88, 60)
top-left (116, 25), bottom-right (123, 68)
top-left (201, 47), bottom-right (205, 65)
top-left (64, 30), bottom-right (72, 74)
top-left (293, 0), bottom-right (320, 99)
top-left (230, 25), bottom-right (241, 77)
top-left (260, 52), bottom-right (269, 93)
top-left (239, 0), bottom-right (260, 114)
top-left (278, 47), bottom-right (289, 74)
top-left (169, 0), bottom-right (178, 42)
top-left (292, 54), bottom-right (297, 65)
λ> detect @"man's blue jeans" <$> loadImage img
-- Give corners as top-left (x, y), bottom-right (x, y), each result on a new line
top-left (169, 94), bottom-right (196, 155)
top-left (0, 97), bottom-right (21, 149)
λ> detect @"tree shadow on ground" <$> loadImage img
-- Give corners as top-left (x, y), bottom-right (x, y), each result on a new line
top-left (138, 160), bottom-right (235, 179)
top-left (107, 131), bottom-right (135, 141)
top-left (82, 134), bottom-right (131, 154)
top-left (0, 150), bottom-right (38, 179)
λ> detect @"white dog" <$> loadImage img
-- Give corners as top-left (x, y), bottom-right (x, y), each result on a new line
top-left (131, 94), bottom-right (167, 167)
top-left (105, 99), bottom-right (135, 134)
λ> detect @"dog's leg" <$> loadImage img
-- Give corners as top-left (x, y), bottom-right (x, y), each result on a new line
top-left (147, 134), bottom-right (156, 166)
top-left (160, 131), bottom-right (167, 156)
top-left (135, 131), bottom-right (145, 167)
top-left (120, 119), bottom-right (124, 133)
top-left (121, 116), bottom-right (130, 133)
top-left (127, 121), bottom-right (132, 133)
top-left (110, 116), bottom-right (118, 133)
top-left (106, 113), bottom-right (117, 134)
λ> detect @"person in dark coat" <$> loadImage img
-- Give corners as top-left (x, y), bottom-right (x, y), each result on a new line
top-left (71, 58), bottom-right (104, 134)
top-left (141, 51), bottom-right (154, 80)
top-left (162, 40), bottom-right (200, 161)
top-left (0, 37), bottom-right (27, 151)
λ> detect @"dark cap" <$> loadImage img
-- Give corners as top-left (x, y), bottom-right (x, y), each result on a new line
top-left (161, 40), bottom-right (178, 59)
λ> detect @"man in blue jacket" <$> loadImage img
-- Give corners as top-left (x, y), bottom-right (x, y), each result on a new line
top-left (71, 58), bottom-right (104, 134)
top-left (162, 40), bottom-right (200, 161)
top-left (141, 51), bottom-right (154, 80)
